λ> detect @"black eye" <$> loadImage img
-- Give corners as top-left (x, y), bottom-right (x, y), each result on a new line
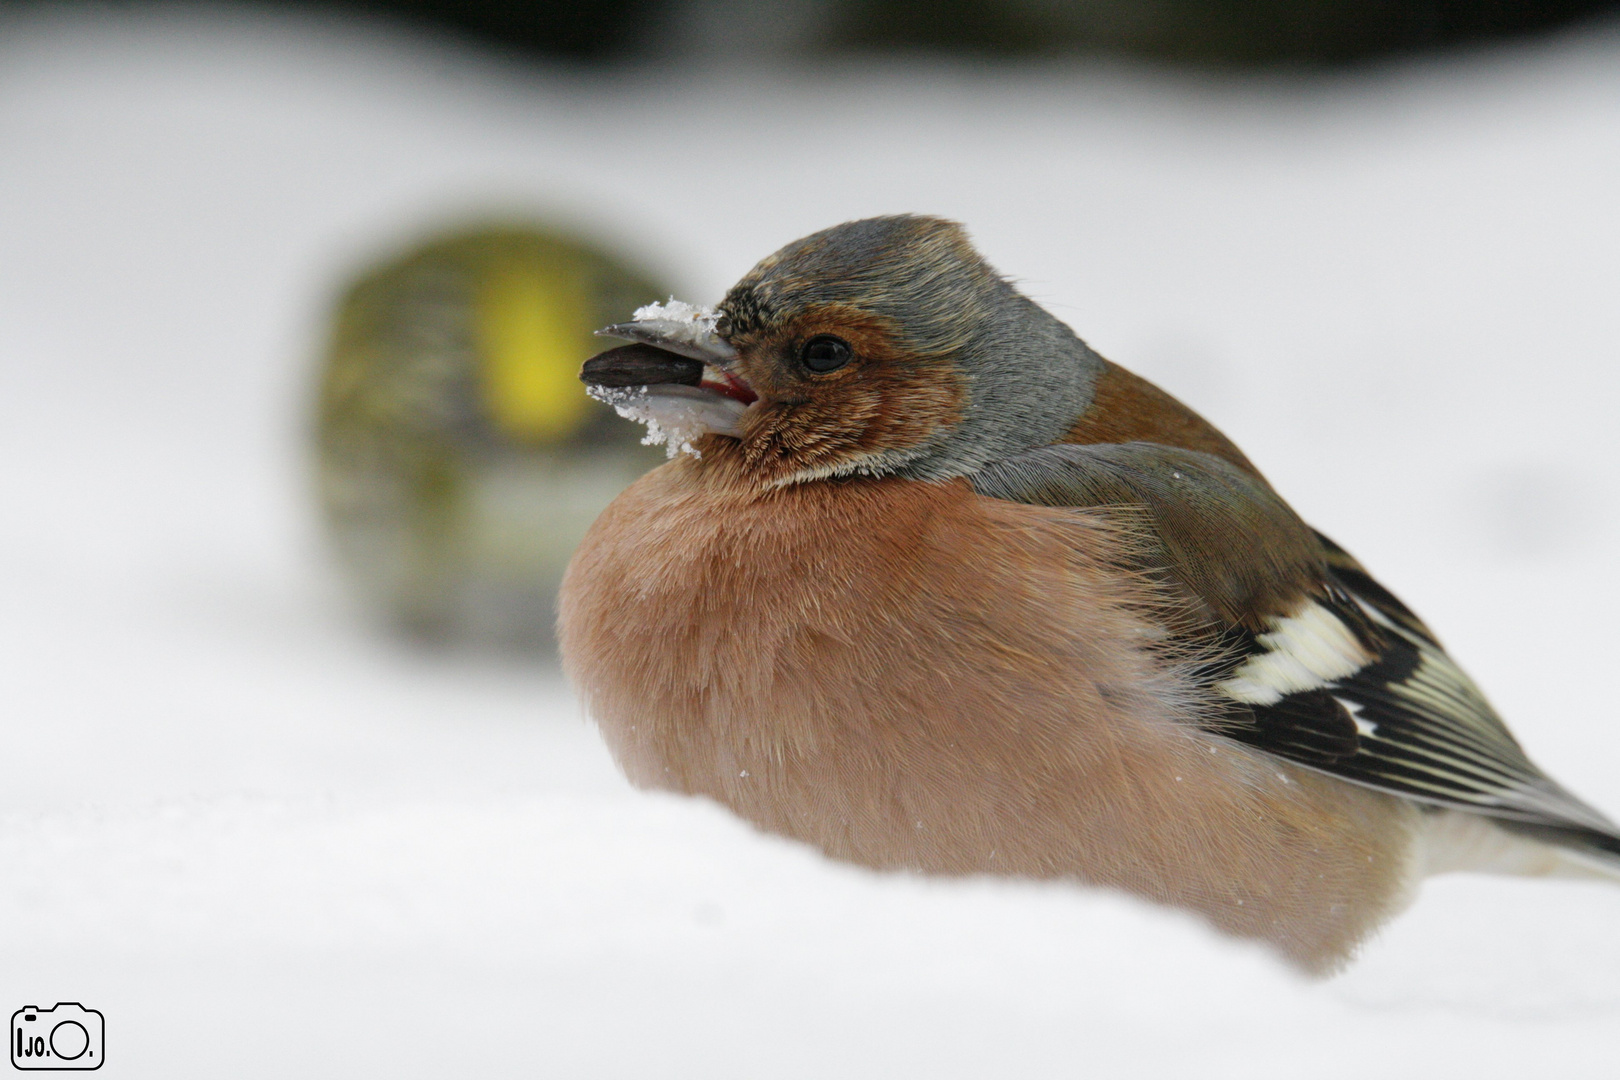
top-left (799, 335), bottom-right (852, 374)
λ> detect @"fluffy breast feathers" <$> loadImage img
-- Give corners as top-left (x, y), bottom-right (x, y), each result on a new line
top-left (559, 458), bottom-right (1422, 971)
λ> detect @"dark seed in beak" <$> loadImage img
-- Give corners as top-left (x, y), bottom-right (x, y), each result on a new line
top-left (580, 343), bottom-right (704, 389)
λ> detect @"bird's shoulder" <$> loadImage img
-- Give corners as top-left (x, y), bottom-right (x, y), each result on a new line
top-left (1064, 358), bottom-right (1259, 477)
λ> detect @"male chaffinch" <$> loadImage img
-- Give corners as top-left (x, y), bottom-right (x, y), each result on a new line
top-left (558, 215), bottom-right (1620, 973)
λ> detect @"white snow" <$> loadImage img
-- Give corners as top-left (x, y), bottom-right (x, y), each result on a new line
top-left (586, 382), bottom-right (748, 456)
top-left (630, 298), bottom-right (723, 331)
top-left (3, 6), bottom-right (1620, 1077)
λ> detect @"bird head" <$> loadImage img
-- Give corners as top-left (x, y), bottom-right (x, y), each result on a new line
top-left (582, 215), bottom-right (1103, 486)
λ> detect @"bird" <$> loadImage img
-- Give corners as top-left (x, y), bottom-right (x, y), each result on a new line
top-left (315, 224), bottom-right (669, 647)
top-left (557, 214), bottom-right (1620, 973)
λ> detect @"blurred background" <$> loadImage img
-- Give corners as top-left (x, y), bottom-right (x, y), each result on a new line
top-left (3, 2), bottom-right (1620, 1077)
top-left (9, 0), bottom-right (1614, 63)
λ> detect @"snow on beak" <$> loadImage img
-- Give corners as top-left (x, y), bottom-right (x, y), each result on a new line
top-left (582, 301), bottom-right (757, 455)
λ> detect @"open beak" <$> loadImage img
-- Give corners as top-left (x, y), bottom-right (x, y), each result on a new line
top-left (580, 301), bottom-right (757, 450)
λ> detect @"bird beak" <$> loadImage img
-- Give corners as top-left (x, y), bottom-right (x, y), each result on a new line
top-left (595, 312), bottom-right (737, 366)
top-left (580, 343), bottom-right (705, 390)
top-left (581, 301), bottom-right (757, 448)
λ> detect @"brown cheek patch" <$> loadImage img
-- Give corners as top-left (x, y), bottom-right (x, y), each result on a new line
top-left (739, 305), bottom-right (967, 484)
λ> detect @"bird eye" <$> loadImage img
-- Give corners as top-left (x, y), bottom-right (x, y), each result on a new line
top-left (800, 335), bottom-right (852, 374)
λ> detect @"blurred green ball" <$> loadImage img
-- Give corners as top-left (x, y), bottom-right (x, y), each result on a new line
top-left (314, 224), bottom-right (670, 647)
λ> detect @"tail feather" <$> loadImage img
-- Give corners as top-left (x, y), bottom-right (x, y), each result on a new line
top-left (1496, 819), bottom-right (1620, 881)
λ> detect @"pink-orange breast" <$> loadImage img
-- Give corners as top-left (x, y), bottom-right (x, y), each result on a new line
top-left (558, 456), bottom-right (1420, 972)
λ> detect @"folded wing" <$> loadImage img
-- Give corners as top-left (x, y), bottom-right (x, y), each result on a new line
top-left (971, 442), bottom-right (1620, 866)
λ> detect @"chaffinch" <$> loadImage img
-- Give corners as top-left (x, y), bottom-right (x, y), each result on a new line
top-left (558, 215), bottom-right (1620, 973)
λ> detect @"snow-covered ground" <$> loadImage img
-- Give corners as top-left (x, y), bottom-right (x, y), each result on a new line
top-left (4, 7), bottom-right (1620, 1076)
